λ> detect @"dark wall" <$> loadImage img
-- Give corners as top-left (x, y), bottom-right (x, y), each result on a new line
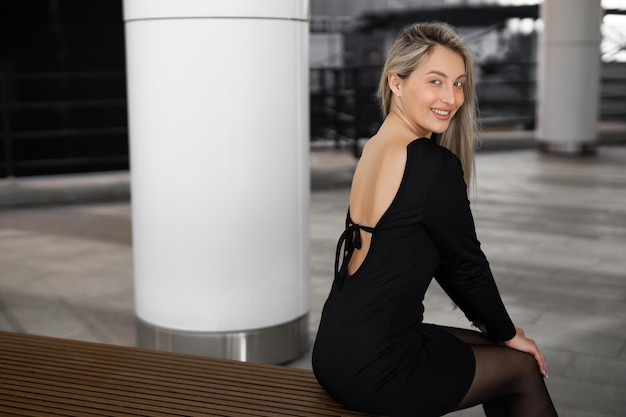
top-left (0, 0), bottom-right (128, 177)
top-left (0, 0), bottom-right (125, 72)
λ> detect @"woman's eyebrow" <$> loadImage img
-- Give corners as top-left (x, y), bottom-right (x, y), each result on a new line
top-left (426, 70), bottom-right (467, 80)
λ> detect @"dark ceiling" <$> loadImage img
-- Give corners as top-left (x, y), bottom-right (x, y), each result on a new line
top-left (355, 4), bottom-right (624, 32)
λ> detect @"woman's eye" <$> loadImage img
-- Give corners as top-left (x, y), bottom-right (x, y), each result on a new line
top-left (430, 80), bottom-right (441, 85)
top-left (454, 81), bottom-right (464, 87)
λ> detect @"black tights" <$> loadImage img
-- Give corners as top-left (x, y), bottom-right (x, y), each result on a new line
top-left (442, 327), bottom-right (558, 417)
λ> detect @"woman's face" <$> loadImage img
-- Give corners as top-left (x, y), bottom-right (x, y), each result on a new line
top-left (391, 45), bottom-right (466, 137)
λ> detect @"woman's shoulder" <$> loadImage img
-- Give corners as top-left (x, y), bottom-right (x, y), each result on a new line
top-left (407, 138), bottom-right (459, 173)
top-left (361, 135), bottom-right (458, 174)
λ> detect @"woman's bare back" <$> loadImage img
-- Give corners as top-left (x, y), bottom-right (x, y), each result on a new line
top-left (347, 133), bottom-right (418, 275)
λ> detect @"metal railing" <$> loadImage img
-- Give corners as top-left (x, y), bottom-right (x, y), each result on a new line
top-left (310, 62), bottom-right (626, 148)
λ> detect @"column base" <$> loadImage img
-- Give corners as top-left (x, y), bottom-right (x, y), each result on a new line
top-left (136, 314), bottom-right (309, 365)
top-left (537, 140), bottom-right (597, 155)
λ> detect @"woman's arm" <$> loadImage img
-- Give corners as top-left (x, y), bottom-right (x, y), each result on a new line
top-left (424, 155), bottom-right (516, 343)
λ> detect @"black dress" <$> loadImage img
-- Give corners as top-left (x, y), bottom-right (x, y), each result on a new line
top-left (312, 138), bottom-right (516, 417)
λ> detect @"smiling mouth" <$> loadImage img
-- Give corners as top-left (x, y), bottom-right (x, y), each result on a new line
top-left (431, 108), bottom-right (451, 116)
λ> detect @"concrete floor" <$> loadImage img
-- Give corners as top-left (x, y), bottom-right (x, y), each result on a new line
top-left (1, 143), bottom-right (625, 416)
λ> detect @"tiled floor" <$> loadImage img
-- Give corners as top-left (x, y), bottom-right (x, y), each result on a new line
top-left (1, 144), bottom-right (625, 416)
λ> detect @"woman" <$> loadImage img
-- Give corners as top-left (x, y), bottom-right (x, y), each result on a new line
top-left (312, 22), bottom-right (558, 417)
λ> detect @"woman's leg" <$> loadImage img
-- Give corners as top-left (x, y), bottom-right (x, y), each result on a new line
top-left (441, 327), bottom-right (507, 416)
top-left (442, 326), bottom-right (557, 417)
top-left (457, 344), bottom-right (558, 417)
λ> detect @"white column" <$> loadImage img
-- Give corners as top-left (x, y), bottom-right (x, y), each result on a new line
top-left (124, 0), bottom-right (310, 364)
top-left (536, 0), bottom-right (602, 153)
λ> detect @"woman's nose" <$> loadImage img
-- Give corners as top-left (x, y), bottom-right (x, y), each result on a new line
top-left (440, 85), bottom-right (455, 105)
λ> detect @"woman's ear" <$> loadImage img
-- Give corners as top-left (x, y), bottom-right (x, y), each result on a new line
top-left (388, 74), bottom-right (401, 96)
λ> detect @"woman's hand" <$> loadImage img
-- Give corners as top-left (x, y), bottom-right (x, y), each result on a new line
top-left (503, 327), bottom-right (548, 378)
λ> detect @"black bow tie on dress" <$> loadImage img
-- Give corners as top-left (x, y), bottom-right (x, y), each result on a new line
top-left (334, 221), bottom-right (375, 290)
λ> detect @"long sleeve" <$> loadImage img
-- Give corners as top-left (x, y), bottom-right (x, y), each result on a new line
top-left (423, 156), bottom-right (515, 343)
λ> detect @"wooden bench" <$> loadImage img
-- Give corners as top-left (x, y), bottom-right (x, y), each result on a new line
top-left (0, 331), bottom-right (374, 416)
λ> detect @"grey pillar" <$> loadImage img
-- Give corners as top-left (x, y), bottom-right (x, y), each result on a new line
top-left (536, 0), bottom-right (602, 154)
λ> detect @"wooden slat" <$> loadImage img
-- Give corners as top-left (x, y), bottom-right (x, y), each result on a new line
top-left (0, 331), bottom-right (376, 417)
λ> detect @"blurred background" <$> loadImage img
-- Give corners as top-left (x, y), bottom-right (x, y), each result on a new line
top-left (1, 0), bottom-right (625, 177)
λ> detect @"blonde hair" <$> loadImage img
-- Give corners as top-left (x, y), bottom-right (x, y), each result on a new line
top-left (377, 22), bottom-right (478, 186)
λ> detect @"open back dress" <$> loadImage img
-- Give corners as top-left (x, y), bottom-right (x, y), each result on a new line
top-left (312, 138), bottom-right (515, 416)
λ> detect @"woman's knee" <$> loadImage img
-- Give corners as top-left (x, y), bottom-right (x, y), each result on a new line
top-left (510, 350), bottom-right (546, 393)
top-left (518, 351), bottom-right (541, 376)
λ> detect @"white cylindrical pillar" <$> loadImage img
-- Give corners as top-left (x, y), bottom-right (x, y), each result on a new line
top-left (124, 0), bottom-right (310, 364)
top-left (536, 0), bottom-right (602, 153)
